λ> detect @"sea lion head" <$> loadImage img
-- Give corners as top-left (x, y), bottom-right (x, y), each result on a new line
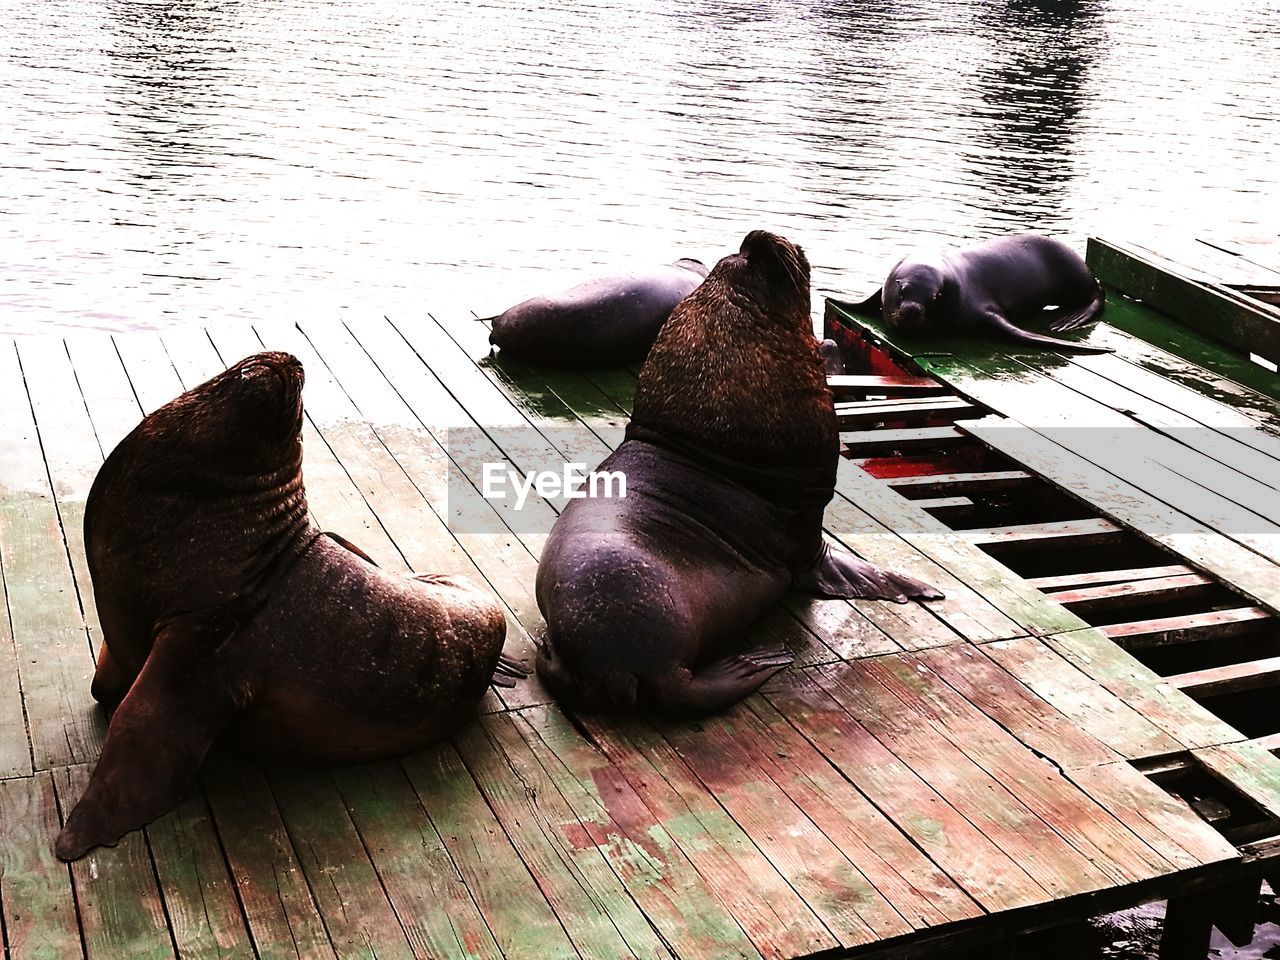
top-left (883, 257), bottom-right (953, 333)
top-left (133, 351), bottom-right (306, 481)
top-left (720, 230), bottom-right (812, 321)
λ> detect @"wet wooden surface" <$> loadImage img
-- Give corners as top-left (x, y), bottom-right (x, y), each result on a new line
top-left (0, 314), bottom-right (1259, 959)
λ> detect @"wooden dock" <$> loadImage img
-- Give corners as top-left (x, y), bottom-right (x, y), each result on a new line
top-left (1, 275), bottom-right (1277, 957)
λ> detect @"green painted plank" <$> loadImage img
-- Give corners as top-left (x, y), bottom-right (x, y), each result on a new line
top-left (269, 767), bottom-right (417, 960)
top-left (331, 760), bottom-right (505, 960)
top-left (53, 765), bottom-right (175, 960)
top-left (0, 542), bottom-right (33, 778)
top-left (1195, 740), bottom-right (1280, 823)
top-left (763, 669), bottom-right (1048, 913)
top-left (200, 759), bottom-right (337, 960)
top-left (401, 742), bottom-right (579, 960)
top-left (457, 717), bottom-right (675, 960)
top-left (0, 772), bottom-right (82, 959)
top-left (512, 705), bottom-right (764, 960)
top-left (1087, 237), bottom-right (1280, 362)
top-left (0, 342), bottom-right (102, 770)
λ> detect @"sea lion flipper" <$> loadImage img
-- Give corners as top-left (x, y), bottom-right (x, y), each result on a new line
top-left (55, 620), bottom-right (244, 861)
top-left (1044, 287), bottom-right (1106, 333)
top-left (324, 531), bottom-right (378, 566)
top-left (983, 311), bottom-right (1113, 355)
top-left (491, 653), bottom-right (529, 689)
top-left (796, 543), bottom-right (945, 603)
top-left (650, 652), bottom-right (794, 718)
top-left (829, 290), bottom-right (883, 316)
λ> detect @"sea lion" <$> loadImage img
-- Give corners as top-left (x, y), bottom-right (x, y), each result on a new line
top-left (57, 352), bottom-right (519, 861)
top-left (534, 231), bottom-right (942, 716)
top-left (845, 234), bottom-right (1110, 354)
top-left (487, 258), bottom-right (709, 367)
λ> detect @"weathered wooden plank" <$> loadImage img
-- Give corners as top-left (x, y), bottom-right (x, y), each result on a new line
top-left (827, 657), bottom-right (1166, 888)
top-left (980, 637), bottom-right (1184, 761)
top-left (835, 397), bottom-right (980, 427)
top-left (833, 459), bottom-right (1090, 637)
top-left (764, 668), bottom-right (1049, 913)
top-left (0, 544), bottom-right (33, 778)
top-left (963, 518), bottom-right (1124, 550)
top-left (145, 790), bottom-right (255, 960)
top-left (456, 717), bottom-right (675, 960)
top-left (1195, 740), bottom-right (1280, 823)
top-left (1026, 565), bottom-right (1195, 591)
top-left (1043, 629), bottom-right (1243, 750)
top-left (841, 425), bottom-right (968, 455)
top-left (53, 765), bottom-right (175, 960)
top-left (269, 767), bottom-right (417, 960)
top-left (1167, 656), bottom-right (1280, 699)
top-left (401, 742), bottom-right (581, 960)
top-left (654, 709), bottom-right (912, 946)
top-left (1045, 573), bottom-right (1217, 614)
top-left (827, 374), bottom-right (947, 396)
top-left (0, 342), bottom-right (102, 770)
top-left (330, 760), bottom-right (505, 960)
top-left (1099, 606), bottom-right (1271, 649)
top-left (911, 496), bottom-right (975, 518)
top-left (886, 470), bottom-right (1034, 496)
top-left (1087, 237), bottom-right (1280, 361)
top-left (0, 771), bottom-right (82, 959)
top-left (961, 416), bottom-right (1280, 614)
top-left (512, 706), bottom-right (765, 960)
top-left (200, 759), bottom-right (337, 960)
top-left (580, 715), bottom-right (841, 959)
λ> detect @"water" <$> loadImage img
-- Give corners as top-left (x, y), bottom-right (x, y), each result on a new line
top-left (2, 0), bottom-right (1277, 334)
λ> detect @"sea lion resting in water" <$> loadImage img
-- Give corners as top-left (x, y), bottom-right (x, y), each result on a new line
top-left (487, 258), bottom-right (709, 367)
top-left (535, 231), bottom-right (942, 716)
top-left (844, 234), bottom-right (1110, 354)
top-left (56, 352), bottom-right (520, 861)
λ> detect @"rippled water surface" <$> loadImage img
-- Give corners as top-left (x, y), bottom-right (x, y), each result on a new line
top-left (2, 0), bottom-right (1277, 334)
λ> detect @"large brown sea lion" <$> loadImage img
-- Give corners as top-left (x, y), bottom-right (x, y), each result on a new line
top-left (534, 231), bottom-right (942, 716)
top-left (486, 258), bottom-right (708, 367)
top-left (56, 352), bottom-right (519, 861)
top-left (843, 234), bottom-right (1110, 354)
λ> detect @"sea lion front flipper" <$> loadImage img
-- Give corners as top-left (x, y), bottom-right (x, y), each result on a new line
top-left (324, 531), bottom-right (379, 566)
top-left (982, 311), bottom-right (1113, 354)
top-left (795, 543), bottom-right (944, 603)
top-left (55, 619), bottom-right (246, 861)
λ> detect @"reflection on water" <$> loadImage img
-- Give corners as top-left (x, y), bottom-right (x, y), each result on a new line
top-left (1, 0), bottom-right (1276, 333)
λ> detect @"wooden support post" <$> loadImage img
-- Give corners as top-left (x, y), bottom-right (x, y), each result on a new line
top-left (1161, 894), bottom-right (1215, 960)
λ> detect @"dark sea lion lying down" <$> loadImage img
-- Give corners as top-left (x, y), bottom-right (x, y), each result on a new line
top-left (57, 352), bottom-right (519, 861)
top-left (487, 258), bottom-right (708, 367)
top-left (842, 234), bottom-right (1110, 354)
top-left (535, 231), bottom-right (943, 716)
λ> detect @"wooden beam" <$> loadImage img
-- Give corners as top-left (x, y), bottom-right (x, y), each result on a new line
top-left (1088, 237), bottom-right (1280, 362)
top-left (963, 518), bottom-right (1125, 551)
top-left (1027, 565), bottom-right (1196, 591)
top-left (1044, 574), bottom-right (1217, 614)
top-left (827, 373), bottom-right (947, 397)
top-left (842, 425), bottom-right (968, 455)
top-left (887, 470), bottom-right (1035, 496)
top-left (835, 397), bottom-right (980, 427)
top-left (1101, 607), bottom-right (1272, 649)
top-left (913, 496), bottom-right (976, 519)
top-left (1169, 656), bottom-right (1280, 698)
top-left (1246, 731), bottom-right (1280, 754)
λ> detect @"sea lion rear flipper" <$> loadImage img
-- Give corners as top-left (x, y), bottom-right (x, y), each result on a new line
top-left (829, 289), bottom-right (883, 316)
top-left (795, 542), bottom-right (944, 603)
top-left (1045, 287), bottom-right (1107, 333)
top-left (983, 311), bottom-right (1113, 354)
top-left (649, 652), bottom-right (794, 718)
top-left (324, 531), bottom-right (379, 566)
top-left (491, 653), bottom-right (529, 689)
top-left (55, 620), bottom-right (246, 861)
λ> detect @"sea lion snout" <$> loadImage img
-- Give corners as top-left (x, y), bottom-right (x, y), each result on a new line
top-left (892, 301), bottom-right (927, 330)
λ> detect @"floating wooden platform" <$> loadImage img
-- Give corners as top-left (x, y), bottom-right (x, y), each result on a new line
top-left (2, 262), bottom-right (1278, 958)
